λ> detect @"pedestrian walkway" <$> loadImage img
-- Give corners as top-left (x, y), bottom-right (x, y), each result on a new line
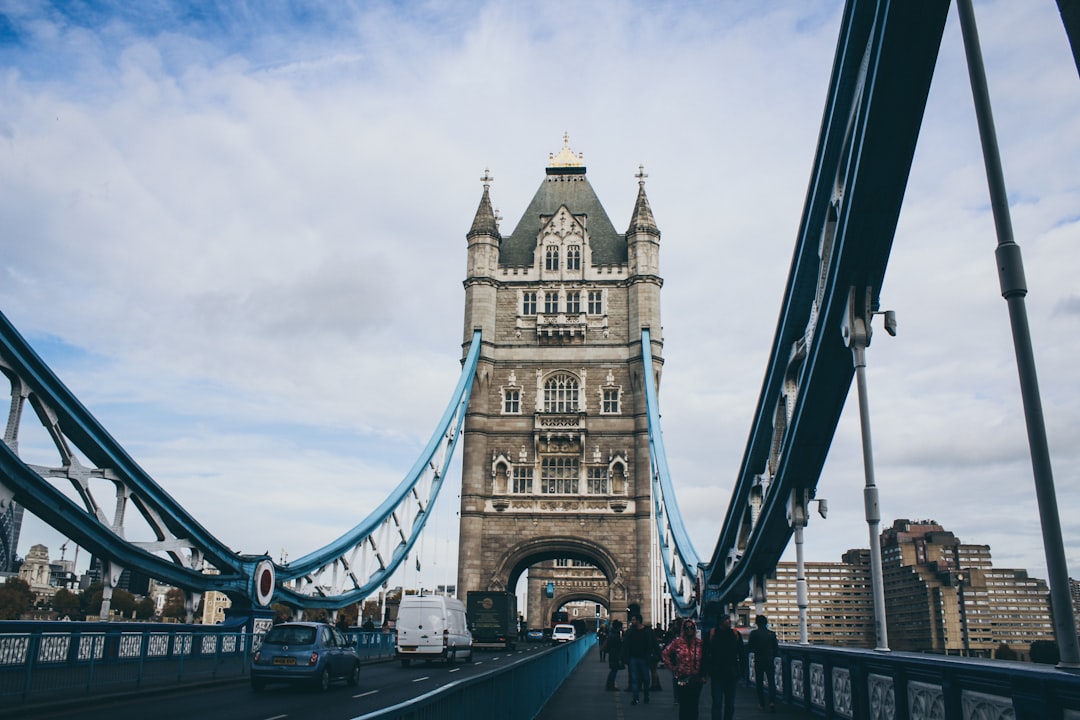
top-left (537, 648), bottom-right (809, 720)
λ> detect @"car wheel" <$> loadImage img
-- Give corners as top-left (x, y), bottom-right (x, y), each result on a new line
top-left (251, 677), bottom-right (266, 692)
top-left (347, 663), bottom-right (360, 687)
top-left (315, 667), bottom-right (331, 692)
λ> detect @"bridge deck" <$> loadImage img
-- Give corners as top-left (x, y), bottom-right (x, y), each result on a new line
top-left (539, 648), bottom-right (811, 720)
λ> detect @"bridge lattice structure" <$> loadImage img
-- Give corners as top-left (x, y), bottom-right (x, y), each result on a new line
top-left (0, 0), bottom-right (1075, 645)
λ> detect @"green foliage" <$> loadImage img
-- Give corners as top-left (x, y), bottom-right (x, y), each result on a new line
top-left (51, 588), bottom-right (82, 619)
top-left (0, 577), bottom-right (34, 620)
top-left (1030, 640), bottom-right (1060, 664)
top-left (134, 597), bottom-right (156, 620)
top-left (162, 588), bottom-right (187, 620)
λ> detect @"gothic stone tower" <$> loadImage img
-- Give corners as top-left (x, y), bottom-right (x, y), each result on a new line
top-left (458, 136), bottom-right (664, 625)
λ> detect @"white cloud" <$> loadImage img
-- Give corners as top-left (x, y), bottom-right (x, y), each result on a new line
top-left (2, 1), bottom-right (1077, 595)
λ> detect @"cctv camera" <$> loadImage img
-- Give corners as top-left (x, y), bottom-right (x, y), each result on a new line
top-left (883, 310), bottom-right (897, 337)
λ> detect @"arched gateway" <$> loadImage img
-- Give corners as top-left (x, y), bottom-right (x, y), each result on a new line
top-left (457, 137), bottom-right (667, 626)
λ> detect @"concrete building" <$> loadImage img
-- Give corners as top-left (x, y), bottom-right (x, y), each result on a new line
top-left (739, 520), bottom-right (1056, 658)
top-left (881, 519), bottom-right (1054, 658)
top-left (736, 549), bottom-right (875, 647)
top-left (457, 136), bottom-right (665, 624)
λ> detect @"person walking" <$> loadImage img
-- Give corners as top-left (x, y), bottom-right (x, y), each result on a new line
top-left (621, 614), bottom-right (655, 705)
top-left (603, 620), bottom-right (624, 691)
top-left (702, 615), bottom-right (743, 720)
top-left (598, 623), bottom-right (608, 661)
top-left (748, 614), bottom-right (779, 711)
top-left (662, 618), bottom-right (706, 720)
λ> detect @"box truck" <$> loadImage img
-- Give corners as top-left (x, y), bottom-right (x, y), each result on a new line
top-left (466, 591), bottom-right (517, 649)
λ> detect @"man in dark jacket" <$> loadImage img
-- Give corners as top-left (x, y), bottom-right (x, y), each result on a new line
top-left (748, 614), bottom-right (779, 710)
top-left (621, 614), bottom-right (655, 705)
top-left (702, 615), bottom-right (743, 720)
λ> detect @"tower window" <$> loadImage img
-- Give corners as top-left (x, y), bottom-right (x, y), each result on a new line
top-left (504, 388), bottom-right (521, 414)
top-left (522, 291), bottom-right (537, 315)
top-left (588, 290), bottom-right (603, 315)
top-left (567, 246), bottom-right (581, 270)
top-left (566, 291), bottom-right (581, 314)
top-left (602, 388), bottom-right (620, 414)
top-left (541, 456), bottom-right (579, 494)
top-left (544, 291), bottom-right (559, 314)
top-left (544, 374), bottom-right (579, 413)
top-left (513, 466), bottom-right (533, 494)
top-left (545, 246), bottom-right (559, 271)
top-left (588, 467), bottom-right (608, 494)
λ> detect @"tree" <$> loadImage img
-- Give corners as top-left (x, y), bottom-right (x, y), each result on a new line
top-left (0, 577), bottom-right (35, 620)
top-left (52, 588), bottom-right (82, 619)
top-left (81, 583), bottom-right (103, 617)
top-left (109, 589), bottom-right (136, 618)
top-left (1030, 640), bottom-right (1060, 664)
top-left (162, 588), bottom-right (186, 620)
top-left (994, 642), bottom-right (1017, 660)
top-left (134, 597), bottom-right (155, 620)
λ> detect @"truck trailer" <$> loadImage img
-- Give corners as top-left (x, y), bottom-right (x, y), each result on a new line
top-left (466, 591), bottom-right (517, 649)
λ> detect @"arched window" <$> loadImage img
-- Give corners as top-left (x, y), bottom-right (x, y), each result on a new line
top-left (566, 245), bottom-right (581, 270)
top-left (543, 373), bottom-right (579, 413)
top-left (545, 246), bottom-right (560, 271)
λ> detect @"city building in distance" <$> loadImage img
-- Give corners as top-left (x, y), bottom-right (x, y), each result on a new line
top-left (737, 519), bottom-right (1061, 660)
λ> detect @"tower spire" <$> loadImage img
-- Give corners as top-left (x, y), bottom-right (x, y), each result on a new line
top-left (468, 168), bottom-right (499, 238)
top-left (627, 165), bottom-right (658, 235)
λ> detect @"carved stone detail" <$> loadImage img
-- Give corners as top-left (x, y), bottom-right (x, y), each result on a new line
top-left (810, 662), bottom-right (826, 709)
top-left (832, 666), bottom-right (852, 719)
top-left (868, 673), bottom-right (895, 720)
top-left (908, 681), bottom-right (944, 720)
top-left (960, 690), bottom-right (1013, 720)
top-left (790, 659), bottom-right (805, 701)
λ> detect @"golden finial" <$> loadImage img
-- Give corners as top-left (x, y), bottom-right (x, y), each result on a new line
top-left (549, 133), bottom-right (584, 168)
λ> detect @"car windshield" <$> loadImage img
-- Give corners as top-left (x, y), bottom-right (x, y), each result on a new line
top-left (263, 626), bottom-right (317, 645)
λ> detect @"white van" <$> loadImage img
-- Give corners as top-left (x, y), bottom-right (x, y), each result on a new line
top-left (395, 595), bottom-right (473, 666)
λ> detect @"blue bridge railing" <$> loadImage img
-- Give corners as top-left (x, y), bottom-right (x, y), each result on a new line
top-left (750, 644), bottom-right (1080, 719)
top-left (0, 620), bottom-right (394, 712)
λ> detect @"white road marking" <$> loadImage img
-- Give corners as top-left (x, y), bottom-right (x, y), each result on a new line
top-left (413, 676), bottom-right (430, 683)
top-left (353, 690), bottom-right (379, 698)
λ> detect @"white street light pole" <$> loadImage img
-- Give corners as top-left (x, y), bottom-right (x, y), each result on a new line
top-left (841, 287), bottom-right (892, 652)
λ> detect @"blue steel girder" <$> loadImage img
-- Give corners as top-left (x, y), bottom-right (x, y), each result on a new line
top-left (702, 0), bottom-right (951, 610)
top-left (0, 309), bottom-right (266, 603)
top-left (273, 331), bottom-right (481, 610)
top-left (641, 329), bottom-right (701, 617)
top-left (0, 304), bottom-right (482, 610)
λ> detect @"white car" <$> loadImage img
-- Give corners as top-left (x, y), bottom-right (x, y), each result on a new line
top-left (551, 624), bottom-right (577, 644)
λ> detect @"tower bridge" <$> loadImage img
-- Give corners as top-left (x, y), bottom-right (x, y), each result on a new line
top-left (2, 0), bottom-right (1080, 715)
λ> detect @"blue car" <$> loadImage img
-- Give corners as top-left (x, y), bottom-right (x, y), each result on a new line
top-left (526, 628), bottom-right (545, 642)
top-left (251, 622), bottom-right (361, 691)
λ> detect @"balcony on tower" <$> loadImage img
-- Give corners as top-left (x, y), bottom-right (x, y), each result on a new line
top-left (535, 312), bottom-right (588, 339)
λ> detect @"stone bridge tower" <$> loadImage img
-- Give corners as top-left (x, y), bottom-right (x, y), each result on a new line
top-left (457, 136), bottom-right (665, 626)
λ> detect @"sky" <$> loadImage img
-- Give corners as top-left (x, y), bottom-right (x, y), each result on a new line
top-left (1, 1), bottom-right (1078, 599)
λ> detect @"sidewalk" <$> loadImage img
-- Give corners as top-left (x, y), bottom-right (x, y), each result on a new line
top-left (537, 649), bottom-right (809, 720)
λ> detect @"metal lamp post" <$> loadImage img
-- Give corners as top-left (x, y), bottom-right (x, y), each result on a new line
top-left (841, 286), bottom-right (893, 652)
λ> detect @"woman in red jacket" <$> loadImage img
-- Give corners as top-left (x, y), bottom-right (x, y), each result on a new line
top-left (661, 618), bottom-right (706, 720)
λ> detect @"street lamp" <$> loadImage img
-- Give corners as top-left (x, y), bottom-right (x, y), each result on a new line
top-left (789, 491), bottom-right (828, 645)
top-left (841, 286), bottom-right (895, 652)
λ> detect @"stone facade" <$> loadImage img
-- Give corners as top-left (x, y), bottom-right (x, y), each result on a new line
top-left (457, 138), bottom-right (664, 624)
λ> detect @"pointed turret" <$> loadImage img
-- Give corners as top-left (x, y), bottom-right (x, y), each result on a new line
top-left (468, 170), bottom-right (500, 239)
top-left (627, 165), bottom-right (658, 237)
top-left (626, 165), bottom-right (662, 341)
top-left (463, 169), bottom-right (500, 344)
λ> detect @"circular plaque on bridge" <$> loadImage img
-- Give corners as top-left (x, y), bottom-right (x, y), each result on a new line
top-left (254, 559), bottom-right (276, 607)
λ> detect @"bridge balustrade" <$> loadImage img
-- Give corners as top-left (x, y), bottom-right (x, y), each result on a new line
top-left (751, 644), bottom-right (1080, 719)
top-left (0, 620), bottom-right (395, 713)
top-left (356, 633), bottom-right (596, 720)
